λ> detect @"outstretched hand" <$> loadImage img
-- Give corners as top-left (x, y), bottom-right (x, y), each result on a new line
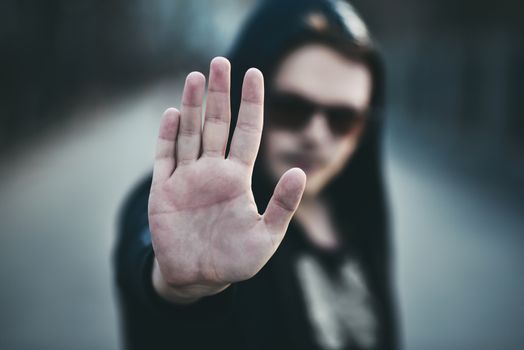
top-left (148, 57), bottom-right (306, 303)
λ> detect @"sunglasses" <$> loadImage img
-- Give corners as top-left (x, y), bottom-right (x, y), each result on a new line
top-left (266, 91), bottom-right (370, 136)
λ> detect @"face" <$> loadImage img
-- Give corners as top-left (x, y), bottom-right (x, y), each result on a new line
top-left (263, 44), bottom-right (372, 197)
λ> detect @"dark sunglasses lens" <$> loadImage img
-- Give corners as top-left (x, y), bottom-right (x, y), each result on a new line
top-left (268, 94), bottom-right (313, 129)
top-left (327, 107), bottom-right (366, 135)
top-left (268, 92), bottom-right (368, 134)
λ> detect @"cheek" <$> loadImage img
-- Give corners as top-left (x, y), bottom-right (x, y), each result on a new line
top-left (334, 139), bottom-right (356, 165)
top-left (323, 127), bottom-right (364, 174)
top-left (263, 129), bottom-right (296, 156)
top-left (333, 123), bottom-right (365, 157)
top-left (262, 130), bottom-right (297, 178)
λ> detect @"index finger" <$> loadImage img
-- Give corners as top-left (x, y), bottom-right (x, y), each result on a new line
top-left (227, 68), bottom-right (264, 168)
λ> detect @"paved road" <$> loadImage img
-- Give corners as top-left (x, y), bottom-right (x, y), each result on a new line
top-left (0, 82), bottom-right (522, 350)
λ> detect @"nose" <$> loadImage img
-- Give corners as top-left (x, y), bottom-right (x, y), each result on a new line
top-left (300, 111), bottom-right (331, 144)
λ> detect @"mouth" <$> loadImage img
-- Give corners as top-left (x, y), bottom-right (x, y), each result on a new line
top-left (279, 152), bottom-right (325, 172)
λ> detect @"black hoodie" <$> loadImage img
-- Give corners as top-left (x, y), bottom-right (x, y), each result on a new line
top-left (114, 1), bottom-right (399, 349)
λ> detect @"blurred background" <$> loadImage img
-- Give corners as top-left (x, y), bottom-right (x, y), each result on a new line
top-left (0, 0), bottom-right (523, 349)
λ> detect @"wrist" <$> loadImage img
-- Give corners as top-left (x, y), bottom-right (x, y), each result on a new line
top-left (151, 258), bottom-right (230, 305)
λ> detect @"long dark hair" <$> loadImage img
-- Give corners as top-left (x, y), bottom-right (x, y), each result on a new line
top-left (226, 0), bottom-right (399, 347)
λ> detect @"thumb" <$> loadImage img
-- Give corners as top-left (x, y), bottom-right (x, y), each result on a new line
top-left (263, 168), bottom-right (306, 235)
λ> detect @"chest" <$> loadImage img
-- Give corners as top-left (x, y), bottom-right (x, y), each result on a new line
top-left (235, 246), bottom-right (379, 350)
top-left (295, 254), bottom-right (378, 350)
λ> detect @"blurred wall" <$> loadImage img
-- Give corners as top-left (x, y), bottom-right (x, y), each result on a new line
top-left (1, 0), bottom-right (253, 154)
top-left (354, 0), bottom-right (524, 178)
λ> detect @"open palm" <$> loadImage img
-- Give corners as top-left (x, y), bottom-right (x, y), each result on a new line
top-left (148, 58), bottom-right (306, 302)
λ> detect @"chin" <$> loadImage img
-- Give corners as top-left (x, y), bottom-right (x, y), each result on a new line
top-left (303, 176), bottom-right (328, 198)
